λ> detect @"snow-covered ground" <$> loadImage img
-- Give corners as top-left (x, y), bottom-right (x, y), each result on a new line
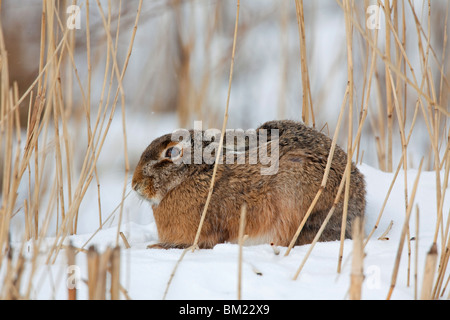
top-left (18, 154), bottom-right (449, 300)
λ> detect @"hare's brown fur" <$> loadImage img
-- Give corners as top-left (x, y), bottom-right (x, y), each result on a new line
top-left (132, 120), bottom-right (366, 249)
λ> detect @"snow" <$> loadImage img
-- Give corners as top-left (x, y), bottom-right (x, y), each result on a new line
top-left (17, 157), bottom-right (449, 300)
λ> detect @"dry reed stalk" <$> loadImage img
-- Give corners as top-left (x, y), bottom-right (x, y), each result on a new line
top-left (438, 1), bottom-right (450, 103)
top-left (66, 242), bottom-right (77, 300)
top-left (82, 0), bottom-right (104, 237)
top-left (377, 220), bottom-right (393, 241)
top-left (64, 1), bottom-right (75, 118)
top-left (444, 268), bottom-right (450, 299)
top-left (22, 182), bottom-right (62, 299)
top-left (49, 19), bottom-right (75, 226)
top-left (87, 246), bottom-right (99, 300)
top-left (387, 66), bottom-right (412, 284)
top-left (277, 0), bottom-right (289, 119)
top-left (97, 0), bottom-right (135, 246)
top-left (400, 0), bottom-right (408, 130)
top-left (86, 245), bottom-right (121, 300)
top-left (405, 3), bottom-right (445, 250)
top-left (11, 253), bottom-right (25, 300)
top-left (416, 94), bottom-right (444, 242)
top-left (51, 7), bottom-right (92, 226)
top-left (237, 204), bottom-right (247, 300)
top-left (86, 0), bottom-right (117, 231)
top-left (85, 0), bottom-right (92, 135)
top-left (90, 0), bottom-right (131, 247)
top-left (49, 43), bottom-right (69, 234)
top-left (192, 0), bottom-right (240, 251)
top-left (365, 10), bottom-right (386, 172)
top-left (62, 244), bottom-right (88, 254)
top-left (2, 246), bottom-right (13, 299)
top-left (97, 247), bottom-right (111, 300)
top-left (92, 0), bottom-right (134, 245)
top-left (110, 246), bottom-right (121, 300)
top-left (387, 68), bottom-right (408, 204)
top-left (420, 243), bottom-right (438, 300)
top-left (87, 245), bottom-right (117, 300)
top-left (414, 205), bottom-right (419, 300)
top-left (294, 0), bottom-right (314, 127)
top-left (37, 1), bottom-right (46, 95)
top-left (386, 158), bottom-right (424, 300)
top-left (120, 284), bottom-right (131, 300)
top-left (337, 0), bottom-right (354, 274)
top-left (119, 232), bottom-right (131, 249)
top-left (355, 1), bottom-right (371, 163)
top-left (271, 242), bottom-right (280, 256)
top-left (392, 0), bottom-right (405, 132)
top-left (349, 216), bottom-right (364, 300)
top-left (384, 0), bottom-right (394, 173)
top-left (424, 71), bottom-right (445, 248)
top-left (407, 226), bottom-right (412, 287)
top-left (433, 222), bottom-right (450, 298)
top-left (2, 243), bottom-right (25, 300)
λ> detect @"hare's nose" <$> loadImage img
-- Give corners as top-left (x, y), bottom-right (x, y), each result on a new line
top-left (131, 176), bottom-right (141, 192)
top-left (132, 181), bottom-right (145, 198)
top-left (131, 168), bottom-right (143, 190)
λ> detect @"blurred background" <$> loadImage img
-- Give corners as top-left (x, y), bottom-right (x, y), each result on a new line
top-left (3, 1), bottom-right (448, 167)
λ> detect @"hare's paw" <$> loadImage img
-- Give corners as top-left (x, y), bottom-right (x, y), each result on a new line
top-left (146, 242), bottom-right (191, 249)
top-left (146, 243), bottom-right (171, 249)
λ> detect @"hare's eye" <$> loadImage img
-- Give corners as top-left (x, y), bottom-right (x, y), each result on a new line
top-left (165, 146), bottom-right (181, 159)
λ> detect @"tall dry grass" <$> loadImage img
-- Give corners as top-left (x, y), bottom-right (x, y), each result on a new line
top-left (0, 0), bottom-right (449, 300)
top-left (0, 0), bottom-right (142, 298)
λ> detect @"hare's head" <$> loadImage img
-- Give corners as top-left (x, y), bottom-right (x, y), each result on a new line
top-left (131, 133), bottom-right (188, 206)
top-left (132, 130), bottom-right (215, 206)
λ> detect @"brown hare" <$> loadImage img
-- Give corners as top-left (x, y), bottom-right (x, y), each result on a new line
top-left (132, 120), bottom-right (366, 249)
